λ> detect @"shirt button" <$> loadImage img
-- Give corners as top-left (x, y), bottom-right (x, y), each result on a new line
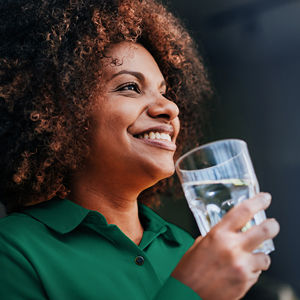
top-left (135, 256), bottom-right (145, 266)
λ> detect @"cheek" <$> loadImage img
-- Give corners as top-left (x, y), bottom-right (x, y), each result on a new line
top-left (91, 101), bottom-right (142, 151)
top-left (106, 100), bottom-right (142, 128)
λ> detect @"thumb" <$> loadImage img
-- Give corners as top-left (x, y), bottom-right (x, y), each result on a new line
top-left (190, 235), bottom-right (203, 250)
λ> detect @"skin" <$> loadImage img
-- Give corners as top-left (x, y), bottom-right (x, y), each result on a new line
top-left (172, 193), bottom-right (279, 300)
top-left (70, 42), bottom-right (180, 244)
top-left (70, 42), bottom-right (280, 300)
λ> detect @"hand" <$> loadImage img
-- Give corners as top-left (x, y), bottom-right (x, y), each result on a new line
top-left (172, 192), bottom-right (280, 300)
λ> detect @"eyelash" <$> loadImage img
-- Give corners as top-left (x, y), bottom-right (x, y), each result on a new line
top-left (116, 82), bottom-right (141, 93)
top-left (115, 82), bottom-right (168, 98)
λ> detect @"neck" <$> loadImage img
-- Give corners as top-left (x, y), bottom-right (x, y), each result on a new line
top-left (69, 173), bottom-right (144, 245)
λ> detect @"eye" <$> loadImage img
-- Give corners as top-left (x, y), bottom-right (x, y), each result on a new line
top-left (116, 82), bottom-right (141, 93)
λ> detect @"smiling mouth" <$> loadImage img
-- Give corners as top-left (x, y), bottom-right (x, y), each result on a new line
top-left (134, 131), bottom-right (172, 142)
top-left (132, 131), bottom-right (176, 151)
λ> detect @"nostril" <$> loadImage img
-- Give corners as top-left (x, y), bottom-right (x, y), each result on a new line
top-left (156, 113), bottom-right (170, 120)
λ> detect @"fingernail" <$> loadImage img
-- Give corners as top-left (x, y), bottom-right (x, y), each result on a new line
top-left (261, 193), bottom-right (271, 205)
top-left (271, 218), bottom-right (280, 233)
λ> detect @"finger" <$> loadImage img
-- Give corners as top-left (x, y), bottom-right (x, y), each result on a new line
top-left (221, 193), bottom-right (272, 231)
top-left (251, 253), bottom-right (271, 272)
top-left (241, 218), bottom-right (280, 252)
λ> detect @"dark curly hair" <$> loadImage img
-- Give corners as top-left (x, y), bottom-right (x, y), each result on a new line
top-left (0, 0), bottom-right (213, 213)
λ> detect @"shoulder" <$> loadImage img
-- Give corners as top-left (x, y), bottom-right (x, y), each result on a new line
top-left (0, 212), bottom-right (45, 246)
top-left (0, 211), bottom-right (39, 230)
top-left (0, 214), bottom-right (46, 298)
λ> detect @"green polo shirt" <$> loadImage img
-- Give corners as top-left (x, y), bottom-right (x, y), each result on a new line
top-left (0, 198), bottom-right (201, 299)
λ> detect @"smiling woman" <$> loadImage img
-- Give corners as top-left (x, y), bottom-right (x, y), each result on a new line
top-left (0, 0), bottom-right (279, 299)
top-left (70, 42), bottom-right (182, 243)
top-left (0, 0), bottom-right (211, 213)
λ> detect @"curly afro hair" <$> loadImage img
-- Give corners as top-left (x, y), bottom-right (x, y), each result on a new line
top-left (0, 0), bottom-right (213, 212)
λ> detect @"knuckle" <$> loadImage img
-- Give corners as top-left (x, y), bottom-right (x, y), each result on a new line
top-left (223, 244), bottom-right (235, 261)
top-left (232, 261), bottom-right (248, 282)
top-left (261, 222), bottom-right (272, 237)
top-left (208, 227), bottom-right (224, 244)
top-left (206, 228), bottom-right (236, 258)
top-left (239, 203), bottom-right (253, 218)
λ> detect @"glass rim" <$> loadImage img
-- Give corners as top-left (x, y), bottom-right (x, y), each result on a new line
top-left (175, 138), bottom-right (247, 173)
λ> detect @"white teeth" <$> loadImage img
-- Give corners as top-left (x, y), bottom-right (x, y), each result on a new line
top-left (138, 131), bottom-right (172, 141)
top-left (149, 132), bottom-right (156, 139)
top-left (162, 133), bottom-right (172, 141)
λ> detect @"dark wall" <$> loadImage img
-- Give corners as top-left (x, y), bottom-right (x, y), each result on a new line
top-left (157, 0), bottom-right (300, 297)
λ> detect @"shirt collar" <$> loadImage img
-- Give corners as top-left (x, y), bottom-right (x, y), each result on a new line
top-left (22, 198), bottom-right (90, 234)
top-left (22, 198), bottom-right (181, 245)
top-left (138, 203), bottom-right (180, 245)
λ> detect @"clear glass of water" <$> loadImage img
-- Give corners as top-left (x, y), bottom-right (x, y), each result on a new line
top-left (175, 139), bottom-right (274, 254)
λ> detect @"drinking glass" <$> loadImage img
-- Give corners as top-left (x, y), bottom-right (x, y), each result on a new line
top-left (175, 139), bottom-right (274, 254)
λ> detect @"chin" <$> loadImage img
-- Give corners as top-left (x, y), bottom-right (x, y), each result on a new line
top-left (148, 163), bottom-right (175, 182)
top-left (142, 169), bottom-right (175, 191)
top-left (135, 156), bottom-right (176, 186)
top-left (162, 165), bottom-right (176, 178)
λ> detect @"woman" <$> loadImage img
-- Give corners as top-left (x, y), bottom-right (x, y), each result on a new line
top-left (0, 0), bottom-right (279, 299)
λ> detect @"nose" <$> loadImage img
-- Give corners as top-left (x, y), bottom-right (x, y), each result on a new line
top-left (147, 95), bottom-right (179, 121)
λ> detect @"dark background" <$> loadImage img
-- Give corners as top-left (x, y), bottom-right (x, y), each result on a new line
top-left (156, 0), bottom-right (300, 298)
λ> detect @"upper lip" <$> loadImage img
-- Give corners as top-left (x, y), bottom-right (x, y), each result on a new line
top-left (132, 125), bottom-right (175, 138)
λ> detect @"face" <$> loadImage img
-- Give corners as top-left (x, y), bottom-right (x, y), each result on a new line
top-left (86, 42), bottom-right (180, 192)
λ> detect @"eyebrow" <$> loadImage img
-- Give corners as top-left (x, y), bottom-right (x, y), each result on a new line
top-left (110, 70), bottom-right (166, 89)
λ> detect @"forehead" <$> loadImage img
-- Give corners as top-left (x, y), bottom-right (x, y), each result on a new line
top-left (101, 42), bottom-right (164, 79)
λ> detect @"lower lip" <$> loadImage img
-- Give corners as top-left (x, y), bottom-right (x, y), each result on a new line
top-left (134, 137), bottom-right (177, 151)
